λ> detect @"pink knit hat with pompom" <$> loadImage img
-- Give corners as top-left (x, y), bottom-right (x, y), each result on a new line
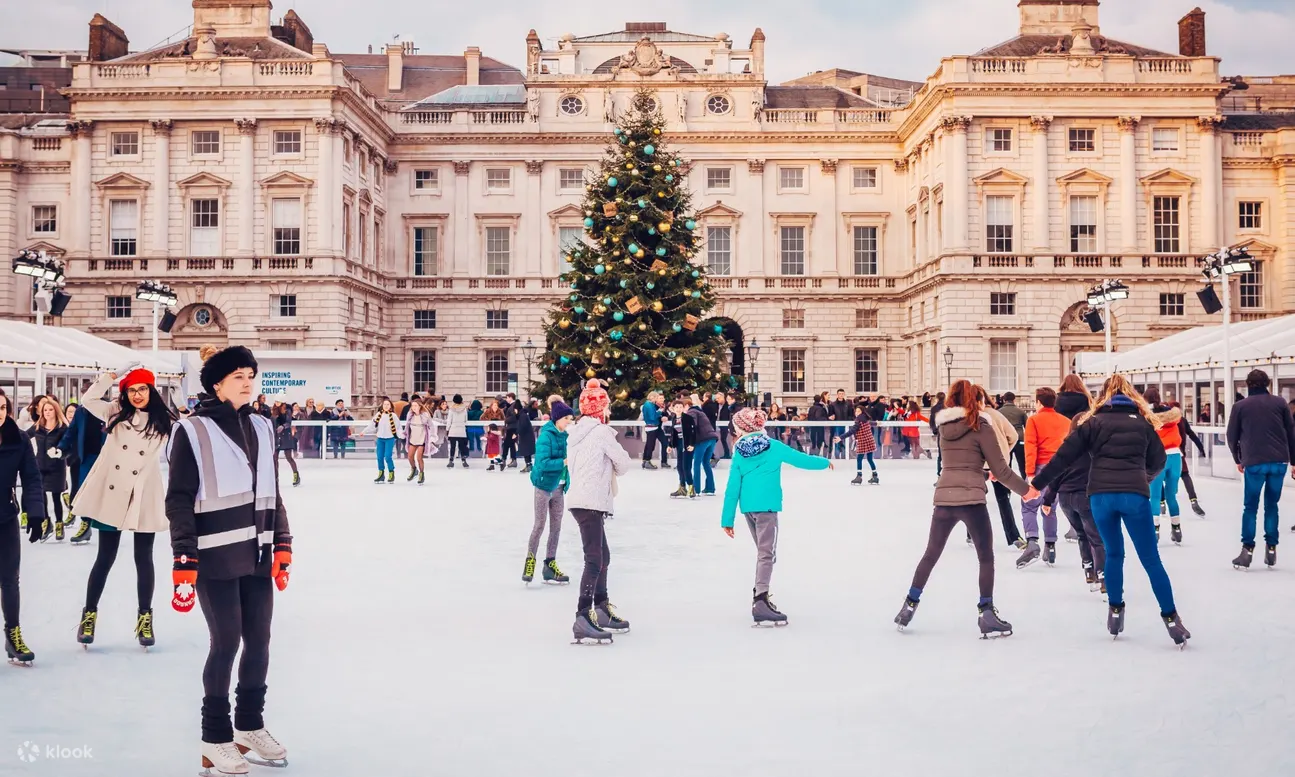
top-left (731, 407), bottom-right (767, 436)
top-left (579, 378), bottom-right (610, 419)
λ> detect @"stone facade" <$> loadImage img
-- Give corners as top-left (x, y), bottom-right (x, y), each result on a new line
top-left (2, 0), bottom-right (1294, 408)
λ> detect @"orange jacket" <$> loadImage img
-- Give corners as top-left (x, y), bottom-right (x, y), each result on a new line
top-left (1155, 407), bottom-right (1183, 450)
top-left (1025, 407), bottom-right (1072, 477)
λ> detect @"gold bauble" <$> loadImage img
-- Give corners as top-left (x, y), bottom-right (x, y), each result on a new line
top-left (585, 347), bottom-right (593, 355)
top-left (638, 323), bottom-right (648, 331)
top-left (611, 235), bottom-right (621, 243)
top-left (616, 390), bottom-right (629, 400)
top-left (604, 352), bottom-right (611, 359)
top-left (625, 163), bottom-right (634, 170)
top-left (675, 357), bottom-right (687, 367)
top-left (623, 259), bottom-right (632, 265)
top-left (559, 318), bottom-right (571, 329)
top-left (651, 300), bottom-right (664, 312)
top-left (659, 222), bottom-right (672, 233)
top-left (629, 214), bottom-right (639, 222)
top-left (616, 197), bottom-right (624, 204)
top-left (629, 141), bottom-right (637, 147)
top-left (635, 249), bottom-right (646, 259)
top-left (596, 336), bottom-right (604, 343)
top-left (612, 350), bottom-right (622, 359)
top-left (704, 370), bottom-right (712, 380)
top-left (585, 368), bottom-right (596, 378)
top-left (657, 192), bottom-right (666, 198)
top-left (657, 269), bottom-right (667, 276)
top-left (653, 128), bottom-right (661, 135)
top-left (612, 250), bottom-right (621, 257)
top-left (594, 304), bottom-right (606, 314)
top-left (653, 164), bottom-right (662, 172)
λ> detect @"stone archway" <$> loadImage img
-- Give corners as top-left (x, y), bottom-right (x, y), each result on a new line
top-left (1058, 300), bottom-right (1114, 376)
top-left (168, 302), bottom-right (229, 352)
top-left (700, 317), bottom-right (745, 392)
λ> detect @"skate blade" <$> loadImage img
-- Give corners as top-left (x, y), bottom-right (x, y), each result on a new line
top-left (7, 658), bottom-right (34, 667)
top-left (1016, 559), bottom-right (1040, 570)
top-left (1065, 538), bottom-right (1078, 544)
top-left (542, 580), bottom-right (570, 586)
top-left (602, 626), bottom-right (630, 634)
top-left (198, 767), bottom-right (248, 777)
top-left (572, 637), bottom-right (613, 645)
top-left (237, 748), bottom-right (287, 768)
top-left (753, 621), bottom-right (788, 628)
top-left (1233, 565), bottom-right (1250, 571)
top-left (979, 631), bottom-right (1013, 640)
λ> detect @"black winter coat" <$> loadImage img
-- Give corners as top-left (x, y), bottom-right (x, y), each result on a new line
top-left (1226, 389), bottom-right (1295, 468)
top-left (807, 402), bottom-right (829, 422)
top-left (701, 400), bottom-right (720, 426)
top-left (1033, 398), bottom-right (1166, 498)
top-left (31, 425), bottom-right (68, 493)
top-left (1054, 391), bottom-right (1092, 420)
top-left (829, 400), bottom-right (853, 424)
top-left (274, 413), bottom-right (297, 452)
top-left (1050, 391), bottom-right (1093, 494)
top-left (515, 404), bottom-right (537, 458)
top-left (0, 424), bottom-right (44, 525)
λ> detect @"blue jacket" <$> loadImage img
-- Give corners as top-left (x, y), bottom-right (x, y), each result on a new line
top-left (530, 421), bottom-right (569, 493)
top-left (641, 401), bottom-right (662, 428)
top-left (58, 404), bottom-right (105, 483)
top-left (721, 434), bottom-right (830, 528)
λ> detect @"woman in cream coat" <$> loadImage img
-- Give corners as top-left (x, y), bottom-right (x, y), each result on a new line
top-left (73, 367), bottom-right (175, 649)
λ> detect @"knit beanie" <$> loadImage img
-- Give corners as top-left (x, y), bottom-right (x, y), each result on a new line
top-left (731, 407), bottom-right (767, 436)
top-left (118, 367), bottom-right (155, 394)
top-left (199, 345), bottom-right (259, 395)
top-left (578, 379), bottom-right (610, 419)
top-left (549, 401), bottom-right (574, 423)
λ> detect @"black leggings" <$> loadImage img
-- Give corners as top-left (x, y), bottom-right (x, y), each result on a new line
top-left (910, 504), bottom-right (996, 601)
top-left (448, 437), bottom-right (469, 461)
top-left (275, 449), bottom-right (298, 477)
top-left (84, 530), bottom-right (155, 612)
top-left (1180, 458), bottom-right (1198, 501)
top-left (1058, 491), bottom-right (1106, 577)
top-left (44, 490), bottom-right (64, 524)
top-left (196, 574), bottom-right (274, 743)
top-left (991, 480), bottom-right (1023, 546)
top-left (0, 518), bottom-right (19, 630)
top-left (571, 508), bottom-right (610, 614)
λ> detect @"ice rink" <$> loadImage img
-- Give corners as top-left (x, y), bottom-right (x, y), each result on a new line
top-left (5, 455), bottom-right (1295, 777)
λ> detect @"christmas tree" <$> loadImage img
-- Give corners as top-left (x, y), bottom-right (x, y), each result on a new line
top-left (532, 90), bottom-right (733, 418)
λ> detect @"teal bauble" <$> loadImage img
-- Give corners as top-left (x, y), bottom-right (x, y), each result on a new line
top-left (569, 294), bottom-right (578, 301)
top-left (644, 144), bottom-right (655, 155)
top-left (691, 291), bottom-right (701, 298)
top-left (607, 177), bottom-right (618, 187)
top-left (559, 356), bottom-right (570, 364)
top-left (583, 217), bottom-right (594, 228)
top-left (637, 199), bottom-right (647, 208)
top-left (631, 354), bottom-right (640, 362)
top-left (614, 128), bottom-right (622, 135)
top-left (713, 324), bottom-right (723, 334)
top-left (646, 282), bottom-right (655, 290)
top-left (594, 264), bottom-right (606, 275)
top-left (656, 247), bottom-right (667, 256)
top-left (549, 365), bottom-right (556, 372)
top-left (573, 306), bottom-right (584, 314)
top-left (615, 369), bottom-right (623, 376)
top-left (602, 297), bottom-right (612, 305)
top-left (610, 331), bottom-right (623, 341)
top-left (668, 351), bottom-right (677, 358)
top-left (613, 311), bottom-right (624, 322)
top-left (672, 323), bottom-right (682, 332)
top-left (665, 174), bottom-right (673, 182)
top-left (691, 269), bottom-right (700, 278)
top-left (685, 219), bottom-right (697, 230)
top-left (619, 279), bottom-right (628, 289)
top-left (692, 358), bottom-right (699, 366)
top-left (648, 228), bottom-right (657, 235)
top-left (628, 243), bottom-right (639, 254)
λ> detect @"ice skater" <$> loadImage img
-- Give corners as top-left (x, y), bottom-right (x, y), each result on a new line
top-left (1, 394), bottom-right (45, 665)
top-left (849, 404), bottom-right (878, 485)
top-left (372, 397), bottom-right (403, 483)
top-left (166, 345), bottom-right (293, 774)
top-left (1017, 387), bottom-right (1071, 568)
top-left (1142, 388), bottom-right (1185, 545)
top-left (524, 401), bottom-right (573, 585)
top-left (893, 380), bottom-right (1037, 638)
top-left (1225, 368), bottom-right (1295, 569)
top-left (720, 408), bottom-right (832, 626)
top-left (1049, 377), bottom-right (1107, 593)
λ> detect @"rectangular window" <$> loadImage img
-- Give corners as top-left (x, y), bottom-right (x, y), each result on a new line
top-left (413, 310), bottom-right (437, 330)
top-left (1158, 293), bottom-right (1185, 317)
top-left (412, 350), bottom-right (437, 394)
top-left (990, 127), bottom-right (1013, 153)
top-left (706, 226), bottom-right (732, 276)
top-left (272, 294), bottom-right (297, 318)
top-left (486, 310), bottom-right (509, 330)
top-left (106, 296), bottom-right (132, 319)
top-left (272, 129), bottom-right (302, 155)
top-left (852, 166), bottom-right (878, 190)
top-left (343, 203), bottom-right (351, 257)
top-left (909, 219), bottom-right (917, 261)
top-left (359, 212), bottom-right (368, 263)
top-left (558, 168), bottom-right (584, 191)
top-left (1152, 127), bottom-right (1180, 152)
top-left (779, 226), bottom-right (805, 275)
top-left (485, 226), bottom-right (511, 276)
top-left (985, 195), bottom-right (1014, 253)
top-left (988, 340), bottom-right (1018, 393)
top-left (778, 166), bottom-right (805, 191)
top-left (190, 198), bottom-right (220, 256)
top-left (109, 199), bottom-right (138, 256)
top-left (271, 198), bottom-right (302, 256)
top-left (414, 169), bottom-right (439, 191)
top-left (31, 205), bottom-right (56, 234)
top-left (485, 350), bottom-right (510, 393)
top-left (486, 168), bottom-right (512, 192)
top-left (191, 130), bottom-right (220, 156)
top-left (856, 309), bottom-right (878, 329)
top-left (705, 167), bottom-right (732, 192)
top-left (852, 226), bottom-right (878, 275)
top-left (854, 349), bottom-right (879, 393)
top-left (990, 292), bottom-right (1017, 316)
top-left (1153, 196), bottom-right (1180, 253)
top-left (782, 309), bottom-right (805, 329)
top-left (1239, 262), bottom-right (1264, 310)
top-left (363, 302), bottom-right (370, 324)
top-left (781, 349), bottom-right (806, 394)
top-left (1069, 195), bottom-right (1098, 253)
top-left (558, 226), bottom-right (583, 274)
top-left (413, 226), bottom-right (438, 276)
top-left (1239, 201), bottom-right (1263, 231)
top-left (109, 131), bottom-right (138, 157)
top-left (1068, 127), bottom-right (1095, 153)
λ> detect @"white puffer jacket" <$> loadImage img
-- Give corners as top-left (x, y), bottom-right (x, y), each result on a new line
top-left (565, 416), bottom-right (631, 513)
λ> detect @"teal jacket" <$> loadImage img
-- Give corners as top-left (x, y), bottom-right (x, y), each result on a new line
top-left (720, 434), bottom-right (830, 528)
top-left (530, 421), bottom-right (569, 493)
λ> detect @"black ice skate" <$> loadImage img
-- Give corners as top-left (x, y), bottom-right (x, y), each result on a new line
top-left (1155, 524), bottom-right (1161, 542)
top-left (1083, 563), bottom-right (1099, 591)
top-left (573, 608), bottom-right (613, 645)
top-left (134, 609), bottom-right (155, 650)
top-left (5, 625), bottom-right (34, 666)
top-left (1171, 524), bottom-right (1183, 545)
top-left (1043, 541), bottom-right (1056, 566)
top-left (543, 559), bottom-right (569, 585)
top-left (520, 464), bottom-right (532, 474)
top-left (893, 598), bottom-right (919, 631)
top-left (233, 728), bottom-right (288, 768)
top-left (1162, 612), bottom-right (1191, 649)
top-left (292, 471), bottom-right (301, 487)
top-left (1107, 604), bottom-right (1125, 638)
top-left (77, 608), bottom-right (97, 648)
top-left (447, 460), bottom-right (456, 469)
top-left (407, 469), bottom-right (419, 482)
top-left (752, 592), bottom-right (788, 627)
top-left (669, 486), bottom-right (687, 498)
top-left (977, 604), bottom-right (1013, 639)
top-left (1265, 544), bottom-right (1277, 568)
top-left (1233, 545), bottom-right (1254, 570)
top-left (1015, 540), bottom-right (1041, 569)
top-left (642, 461), bottom-right (658, 470)
top-left (596, 602), bottom-right (630, 633)
top-left (850, 473), bottom-right (863, 485)
top-left (374, 471), bottom-right (386, 483)
top-left (1191, 499), bottom-right (1205, 517)
top-left (868, 471), bottom-right (879, 485)
top-left (70, 520), bottom-right (91, 545)
top-left (522, 555), bottom-right (536, 584)
top-left (1064, 527), bottom-right (1078, 543)
top-left (53, 520), bottom-right (65, 542)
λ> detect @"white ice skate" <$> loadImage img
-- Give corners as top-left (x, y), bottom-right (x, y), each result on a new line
top-left (199, 741), bottom-right (249, 776)
top-left (234, 728), bottom-right (288, 767)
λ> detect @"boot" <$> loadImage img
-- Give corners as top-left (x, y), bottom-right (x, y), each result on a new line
top-left (18, 512), bottom-right (25, 529)
top-left (200, 741), bottom-right (250, 776)
top-left (521, 464), bottom-right (532, 474)
top-left (387, 471), bottom-right (395, 483)
top-left (850, 473), bottom-right (863, 485)
top-left (595, 602), bottom-right (630, 633)
top-left (868, 471), bottom-right (879, 485)
top-left (1155, 524), bottom-right (1161, 542)
top-left (1233, 545), bottom-right (1254, 570)
top-left (1171, 523), bottom-right (1183, 545)
top-left (374, 471), bottom-right (386, 483)
top-left (39, 518), bottom-right (52, 542)
top-left (1162, 612), bottom-right (1191, 648)
top-left (642, 461), bottom-right (658, 470)
top-left (752, 592), bottom-right (788, 627)
top-left (1160, 500), bottom-right (1167, 516)
top-left (407, 469), bottom-right (419, 482)
top-left (462, 459), bottom-right (470, 469)
top-left (977, 603), bottom-right (1013, 638)
top-left (232, 728), bottom-right (287, 767)
top-left (572, 608), bottom-right (613, 645)
top-left (4, 625), bottom-right (33, 665)
top-left (54, 520), bottom-right (65, 542)
top-left (507, 460), bottom-right (518, 469)
top-left (418, 470), bottom-right (425, 485)
top-left (487, 462), bottom-right (495, 471)
top-left (1064, 527), bottom-right (1078, 543)
top-left (687, 485), bottom-right (697, 499)
top-left (522, 555), bottom-right (536, 583)
top-left (447, 459), bottom-right (455, 468)
top-left (1013, 537), bottom-right (1028, 551)
top-left (291, 471), bottom-right (300, 487)
top-left (669, 486), bottom-right (687, 498)
top-left (70, 520), bottom-right (91, 545)
top-left (134, 609), bottom-right (155, 649)
top-left (1015, 540), bottom-right (1041, 569)
top-left (1190, 498), bottom-right (1205, 517)
top-left (1265, 544), bottom-right (1277, 568)
top-left (77, 608), bottom-right (97, 646)
top-left (542, 559), bottom-right (570, 585)
top-left (893, 597), bottom-right (919, 630)
top-left (1107, 604), bottom-right (1125, 638)
top-left (1043, 541), bottom-right (1056, 566)
top-left (1083, 563), bottom-right (1098, 590)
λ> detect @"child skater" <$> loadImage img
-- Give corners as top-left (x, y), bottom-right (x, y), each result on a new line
top-left (849, 404), bottom-right (878, 485)
top-left (485, 423), bottom-right (502, 470)
top-left (720, 408), bottom-right (832, 626)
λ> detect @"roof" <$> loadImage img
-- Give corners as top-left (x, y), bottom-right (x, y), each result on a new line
top-left (1076, 314), bottom-right (1295, 377)
top-left (764, 85), bottom-right (875, 110)
top-left (0, 320), bottom-right (183, 377)
top-left (0, 114), bottom-right (68, 130)
top-left (975, 34), bottom-right (1176, 58)
top-left (336, 53), bottom-right (522, 104)
top-left (114, 36), bottom-right (309, 63)
top-left (573, 29), bottom-right (720, 43)
top-left (1222, 113), bottom-right (1295, 131)
top-left (405, 84), bottom-right (526, 109)
top-left (591, 55), bottom-right (697, 74)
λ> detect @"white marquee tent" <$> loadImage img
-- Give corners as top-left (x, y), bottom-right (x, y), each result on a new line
top-left (0, 320), bottom-right (183, 404)
top-left (1075, 314), bottom-right (1295, 383)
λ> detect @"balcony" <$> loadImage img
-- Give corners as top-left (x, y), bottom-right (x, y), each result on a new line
top-left (760, 108), bottom-right (895, 130)
top-left (937, 54), bottom-right (1219, 87)
top-left (74, 256), bottom-right (337, 280)
top-left (71, 59), bottom-right (343, 92)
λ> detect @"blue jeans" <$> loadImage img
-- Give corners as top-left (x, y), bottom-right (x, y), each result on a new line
top-left (1148, 452), bottom-right (1182, 520)
top-left (1089, 492), bottom-right (1178, 615)
top-left (692, 439), bottom-right (717, 494)
top-left (1242, 461), bottom-right (1287, 547)
top-left (375, 437), bottom-right (396, 472)
top-left (856, 453), bottom-right (875, 472)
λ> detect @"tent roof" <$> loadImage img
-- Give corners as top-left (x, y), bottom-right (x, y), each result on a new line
top-left (0, 321), bottom-right (183, 376)
top-left (1077, 314), bottom-right (1295, 376)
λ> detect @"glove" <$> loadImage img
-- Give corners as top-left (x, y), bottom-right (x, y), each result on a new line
top-left (48, 449), bottom-right (62, 459)
top-left (271, 543), bottom-right (292, 591)
top-left (172, 555), bottom-right (198, 613)
top-left (26, 516), bottom-right (43, 544)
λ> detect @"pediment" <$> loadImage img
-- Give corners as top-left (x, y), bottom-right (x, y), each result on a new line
top-left (547, 203), bottom-right (584, 220)
top-left (1057, 168), bottom-right (1113, 186)
top-left (23, 241), bottom-right (64, 256)
top-left (94, 172), bottom-right (150, 189)
top-left (259, 171), bottom-right (314, 188)
top-left (358, 189), bottom-right (373, 204)
top-left (696, 201), bottom-right (743, 218)
top-left (974, 168), bottom-right (1029, 187)
top-left (1234, 238), bottom-right (1279, 254)
top-left (177, 172), bottom-right (232, 188)
top-left (1139, 168), bottom-right (1197, 186)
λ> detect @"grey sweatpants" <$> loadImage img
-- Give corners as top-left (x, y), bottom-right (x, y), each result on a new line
top-left (529, 488), bottom-right (564, 559)
top-left (745, 511), bottom-right (780, 596)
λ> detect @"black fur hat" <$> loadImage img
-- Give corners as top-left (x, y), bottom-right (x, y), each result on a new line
top-left (200, 346), bottom-right (259, 395)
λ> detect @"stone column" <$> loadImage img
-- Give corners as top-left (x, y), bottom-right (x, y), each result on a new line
top-left (149, 120), bottom-right (172, 257)
top-left (821, 159), bottom-right (841, 276)
top-left (748, 160), bottom-right (767, 277)
top-left (525, 160), bottom-right (543, 276)
top-left (1030, 116), bottom-right (1051, 251)
top-left (333, 128), bottom-right (349, 256)
top-left (312, 118), bottom-right (334, 255)
top-left (1198, 115), bottom-right (1224, 252)
top-left (453, 161), bottom-right (470, 275)
top-left (1117, 116), bottom-right (1139, 253)
top-left (235, 119), bottom-right (257, 257)
top-left (69, 120), bottom-right (93, 258)
top-left (941, 116), bottom-right (971, 251)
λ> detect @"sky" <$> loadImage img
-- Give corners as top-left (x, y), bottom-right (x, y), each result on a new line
top-left (3, 0), bottom-right (1293, 81)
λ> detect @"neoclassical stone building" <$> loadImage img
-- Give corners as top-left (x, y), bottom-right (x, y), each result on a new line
top-left (2, 0), bottom-right (1293, 412)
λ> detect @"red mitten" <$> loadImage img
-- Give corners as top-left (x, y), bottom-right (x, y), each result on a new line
top-left (271, 543), bottom-right (292, 591)
top-left (172, 555), bottom-right (198, 613)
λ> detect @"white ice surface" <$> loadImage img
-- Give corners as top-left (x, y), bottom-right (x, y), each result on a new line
top-left (5, 457), bottom-right (1295, 777)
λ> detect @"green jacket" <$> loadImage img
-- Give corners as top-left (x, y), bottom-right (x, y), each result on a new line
top-left (530, 421), bottom-right (569, 493)
top-left (720, 434), bottom-right (830, 528)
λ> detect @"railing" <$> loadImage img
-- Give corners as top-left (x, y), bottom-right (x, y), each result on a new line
top-left (1138, 59), bottom-right (1193, 74)
top-left (471, 111), bottom-right (526, 125)
top-left (258, 61), bottom-right (314, 76)
top-left (102, 258), bottom-right (134, 271)
top-left (835, 109), bottom-right (892, 124)
top-left (1232, 132), bottom-right (1264, 147)
top-left (972, 255), bottom-right (1033, 268)
top-left (95, 64), bottom-right (149, 78)
top-left (970, 58), bottom-right (1027, 74)
top-left (1142, 255), bottom-right (1192, 268)
top-left (763, 109), bottom-right (817, 124)
top-left (31, 137), bottom-right (61, 151)
top-left (401, 111), bottom-right (453, 125)
top-left (840, 277), bottom-right (881, 288)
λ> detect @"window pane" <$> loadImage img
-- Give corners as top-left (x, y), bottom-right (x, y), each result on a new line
top-left (273, 130), bottom-right (301, 154)
top-left (272, 198), bottom-right (302, 255)
top-left (32, 205), bottom-right (56, 233)
top-left (1239, 201), bottom-right (1263, 230)
top-left (486, 310), bottom-right (509, 330)
top-left (1153, 196), bottom-right (1180, 253)
top-left (779, 167), bottom-right (804, 190)
top-left (413, 310), bottom-right (437, 330)
top-left (486, 226), bottom-right (510, 275)
top-left (853, 225), bottom-right (877, 275)
top-left (559, 226), bottom-right (583, 274)
top-left (706, 167), bottom-right (732, 190)
top-left (855, 309), bottom-right (878, 328)
top-left (190, 199), bottom-right (220, 256)
top-left (106, 296), bottom-right (132, 319)
top-left (485, 350), bottom-right (510, 393)
top-left (414, 169), bottom-right (438, 190)
top-left (110, 132), bottom-right (138, 156)
top-left (413, 227), bottom-right (438, 276)
top-left (191, 130), bottom-right (220, 155)
top-left (1152, 128), bottom-right (1179, 152)
top-left (991, 128), bottom-right (1012, 152)
top-left (852, 167), bottom-right (877, 189)
top-left (559, 168), bottom-right (584, 190)
top-left (412, 350), bottom-right (437, 394)
top-left (1158, 293), bottom-right (1185, 317)
top-left (110, 199), bottom-right (138, 256)
top-left (989, 341), bottom-right (1017, 393)
top-left (706, 226), bottom-right (731, 275)
top-left (1239, 263), bottom-right (1264, 309)
top-left (486, 169), bottom-right (511, 190)
top-left (985, 195), bottom-right (1014, 253)
top-left (1068, 128), bottom-right (1095, 152)
top-left (779, 226), bottom-right (805, 275)
top-left (990, 292), bottom-right (1016, 316)
top-left (854, 349), bottom-right (879, 393)
top-left (780, 349), bottom-right (805, 394)
top-left (1069, 195), bottom-right (1098, 253)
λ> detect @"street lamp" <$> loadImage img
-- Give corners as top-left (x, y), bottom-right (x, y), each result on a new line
top-left (13, 250), bottom-right (70, 396)
top-left (136, 280), bottom-right (178, 354)
top-left (521, 337), bottom-right (537, 400)
top-left (1200, 246), bottom-right (1255, 422)
top-left (943, 346), bottom-right (954, 388)
top-left (745, 338), bottom-right (761, 406)
top-left (1084, 279), bottom-right (1130, 375)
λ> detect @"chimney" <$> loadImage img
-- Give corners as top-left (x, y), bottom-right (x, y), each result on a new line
top-left (749, 28), bottom-right (765, 77)
top-left (464, 46), bottom-right (481, 86)
top-left (386, 43), bottom-right (404, 92)
top-left (1179, 7), bottom-right (1206, 57)
top-left (88, 14), bottom-right (129, 62)
top-left (280, 10), bottom-right (314, 53)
